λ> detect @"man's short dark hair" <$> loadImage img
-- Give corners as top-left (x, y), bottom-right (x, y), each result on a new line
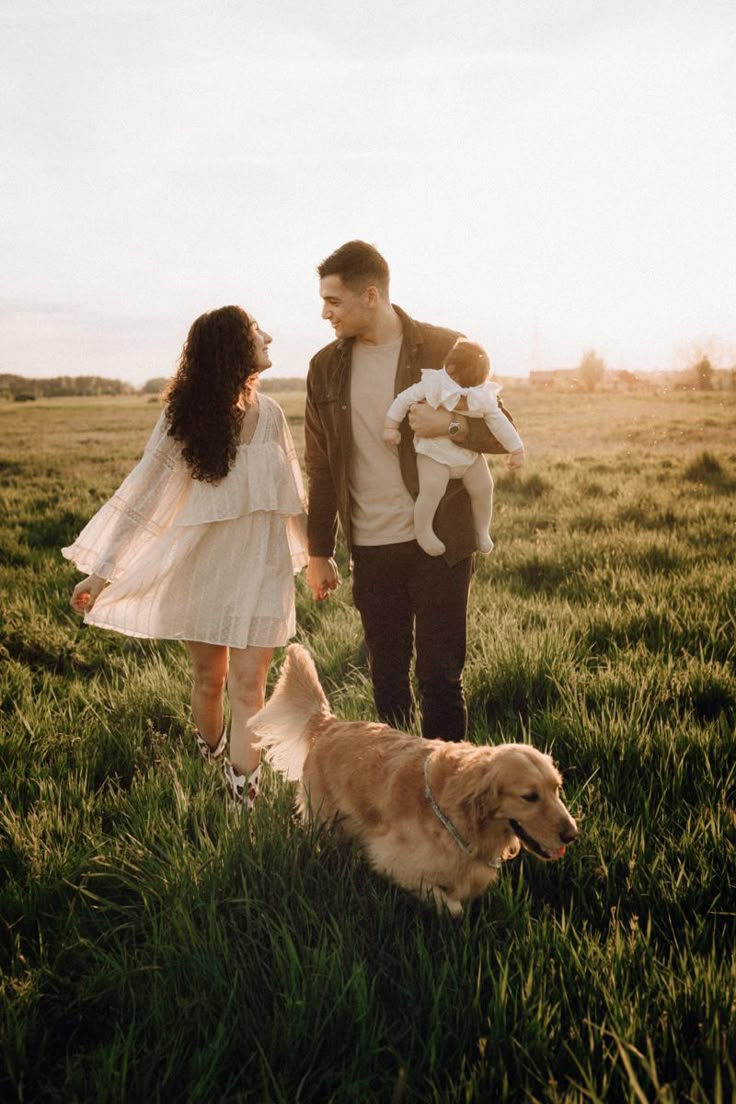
top-left (317, 240), bottom-right (390, 294)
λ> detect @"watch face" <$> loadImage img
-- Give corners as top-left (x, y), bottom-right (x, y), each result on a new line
top-left (448, 421), bottom-right (460, 437)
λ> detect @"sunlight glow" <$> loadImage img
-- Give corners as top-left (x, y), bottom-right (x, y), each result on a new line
top-left (1, 1), bottom-right (734, 383)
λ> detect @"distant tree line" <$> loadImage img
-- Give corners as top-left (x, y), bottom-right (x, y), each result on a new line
top-left (0, 374), bottom-right (136, 400)
top-left (530, 352), bottom-right (736, 393)
top-left (0, 374), bottom-right (307, 401)
top-left (259, 377), bottom-right (307, 393)
top-left (139, 376), bottom-right (306, 395)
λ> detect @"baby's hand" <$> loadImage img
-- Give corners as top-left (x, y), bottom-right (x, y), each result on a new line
top-left (383, 426), bottom-right (402, 446)
top-left (506, 447), bottom-right (525, 470)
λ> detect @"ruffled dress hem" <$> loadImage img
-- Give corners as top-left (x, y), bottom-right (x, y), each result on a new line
top-left (62, 395), bottom-right (308, 648)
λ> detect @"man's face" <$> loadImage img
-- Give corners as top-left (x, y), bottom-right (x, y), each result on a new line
top-left (319, 275), bottom-right (373, 340)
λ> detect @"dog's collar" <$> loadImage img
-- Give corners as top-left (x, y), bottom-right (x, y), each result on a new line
top-left (423, 755), bottom-right (502, 870)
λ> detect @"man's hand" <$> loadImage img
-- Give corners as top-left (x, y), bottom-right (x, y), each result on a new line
top-left (306, 556), bottom-right (340, 602)
top-left (506, 447), bottom-right (526, 470)
top-left (70, 573), bottom-right (108, 614)
top-left (409, 402), bottom-right (467, 441)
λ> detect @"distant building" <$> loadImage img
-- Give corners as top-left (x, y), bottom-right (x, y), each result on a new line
top-left (611, 370), bottom-right (644, 391)
top-left (529, 368), bottom-right (579, 389)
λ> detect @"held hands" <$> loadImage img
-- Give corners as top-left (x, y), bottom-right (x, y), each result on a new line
top-left (70, 573), bottom-right (108, 615)
top-left (306, 556), bottom-right (340, 602)
top-left (506, 447), bottom-right (526, 471)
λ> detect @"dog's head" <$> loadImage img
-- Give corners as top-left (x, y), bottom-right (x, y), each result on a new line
top-left (443, 743), bottom-right (577, 862)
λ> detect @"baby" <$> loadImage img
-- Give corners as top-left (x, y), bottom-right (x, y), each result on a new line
top-left (384, 338), bottom-right (524, 557)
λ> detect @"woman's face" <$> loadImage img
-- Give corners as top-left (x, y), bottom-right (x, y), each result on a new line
top-left (249, 318), bottom-right (273, 372)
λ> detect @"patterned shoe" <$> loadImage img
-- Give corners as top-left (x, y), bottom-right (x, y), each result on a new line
top-left (194, 725), bottom-right (227, 762)
top-left (224, 760), bottom-right (261, 809)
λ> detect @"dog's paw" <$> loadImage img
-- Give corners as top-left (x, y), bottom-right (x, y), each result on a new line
top-left (425, 884), bottom-right (464, 918)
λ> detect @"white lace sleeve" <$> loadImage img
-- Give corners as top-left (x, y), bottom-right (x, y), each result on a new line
top-left (62, 411), bottom-right (192, 580)
top-left (271, 399), bottom-right (309, 573)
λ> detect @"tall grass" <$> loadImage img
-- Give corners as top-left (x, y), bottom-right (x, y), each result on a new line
top-left (1, 392), bottom-right (734, 1102)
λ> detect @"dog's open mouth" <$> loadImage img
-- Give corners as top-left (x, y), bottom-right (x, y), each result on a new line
top-left (509, 819), bottom-right (566, 861)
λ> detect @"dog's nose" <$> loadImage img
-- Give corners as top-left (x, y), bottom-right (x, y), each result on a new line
top-left (560, 821), bottom-right (578, 844)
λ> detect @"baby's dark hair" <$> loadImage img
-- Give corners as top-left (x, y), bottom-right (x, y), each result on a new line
top-left (444, 339), bottom-right (490, 388)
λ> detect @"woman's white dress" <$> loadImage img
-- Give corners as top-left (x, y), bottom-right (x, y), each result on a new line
top-left (62, 394), bottom-right (308, 648)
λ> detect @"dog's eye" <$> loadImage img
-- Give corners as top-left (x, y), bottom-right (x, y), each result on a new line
top-left (522, 793), bottom-right (540, 803)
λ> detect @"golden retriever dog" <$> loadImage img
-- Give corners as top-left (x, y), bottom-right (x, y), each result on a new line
top-left (251, 644), bottom-right (577, 915)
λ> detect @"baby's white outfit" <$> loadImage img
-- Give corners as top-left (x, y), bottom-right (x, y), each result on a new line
top-left (62, 395), bottom-right (308, 648)
top-left (386, 368), bottom-right (523, 475)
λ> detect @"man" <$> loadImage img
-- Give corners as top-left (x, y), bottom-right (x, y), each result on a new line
top-left (305, 241), bottom-right (514, 741)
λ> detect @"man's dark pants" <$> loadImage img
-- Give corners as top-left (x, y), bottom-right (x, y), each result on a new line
top-left (351, 541), bottom-right (473, 742)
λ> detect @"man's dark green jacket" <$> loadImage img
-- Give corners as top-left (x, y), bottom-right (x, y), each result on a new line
top-left (305, 305), bottom-right (515, 566)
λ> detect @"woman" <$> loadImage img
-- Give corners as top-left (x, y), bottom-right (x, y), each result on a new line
top-left (63, 305), bottom-right (308, 808)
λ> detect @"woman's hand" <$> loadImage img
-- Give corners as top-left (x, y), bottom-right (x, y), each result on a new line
top-left (70, 574), bottom-right (108, 615)
top-left (306, 556), bottom-right (340, 602)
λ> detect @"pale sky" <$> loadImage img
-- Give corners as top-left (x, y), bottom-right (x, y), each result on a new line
top-left (2, 0), bottom-right (735, 384)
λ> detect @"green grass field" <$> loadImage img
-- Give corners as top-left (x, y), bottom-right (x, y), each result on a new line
top-left (1, 388), bottom-right (735, 1102)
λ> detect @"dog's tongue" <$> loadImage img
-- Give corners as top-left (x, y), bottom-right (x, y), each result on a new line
top-left (548, 845), bottom-right (566, 860)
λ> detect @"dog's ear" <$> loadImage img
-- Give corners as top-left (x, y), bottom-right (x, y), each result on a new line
top-left (472, 782), bottom-right (500, 823)
top-left (460, 764), bottom-right (500, 824)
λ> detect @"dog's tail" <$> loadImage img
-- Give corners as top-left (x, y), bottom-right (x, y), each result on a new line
top-left (250, 643), bottom-right (331, 781)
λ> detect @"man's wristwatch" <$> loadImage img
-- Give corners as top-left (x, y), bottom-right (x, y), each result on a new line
top-left (447, 419), bottom-right (461, 439)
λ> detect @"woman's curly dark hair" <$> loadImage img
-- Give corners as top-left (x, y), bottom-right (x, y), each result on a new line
top-left (165, 305), bottom-right (259, 483)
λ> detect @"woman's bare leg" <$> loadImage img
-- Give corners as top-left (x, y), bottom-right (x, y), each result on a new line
top-left (184, 641), bottom-right (229, 749)
top-left (227, 645), bottom-right (275, 775)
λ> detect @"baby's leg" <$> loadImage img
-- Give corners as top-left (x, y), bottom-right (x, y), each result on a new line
top-left (461, 455), bottom-right (494, 553)
top-left (415, 454), bottom-right (451, 556)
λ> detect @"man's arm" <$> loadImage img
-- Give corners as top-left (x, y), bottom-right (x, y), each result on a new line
top-left (304, 368), bottom-right (339, 557)
top-left (409, 398), bottom-right (516, 454)
top-left (304, 366), bottom-right (341, 600)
